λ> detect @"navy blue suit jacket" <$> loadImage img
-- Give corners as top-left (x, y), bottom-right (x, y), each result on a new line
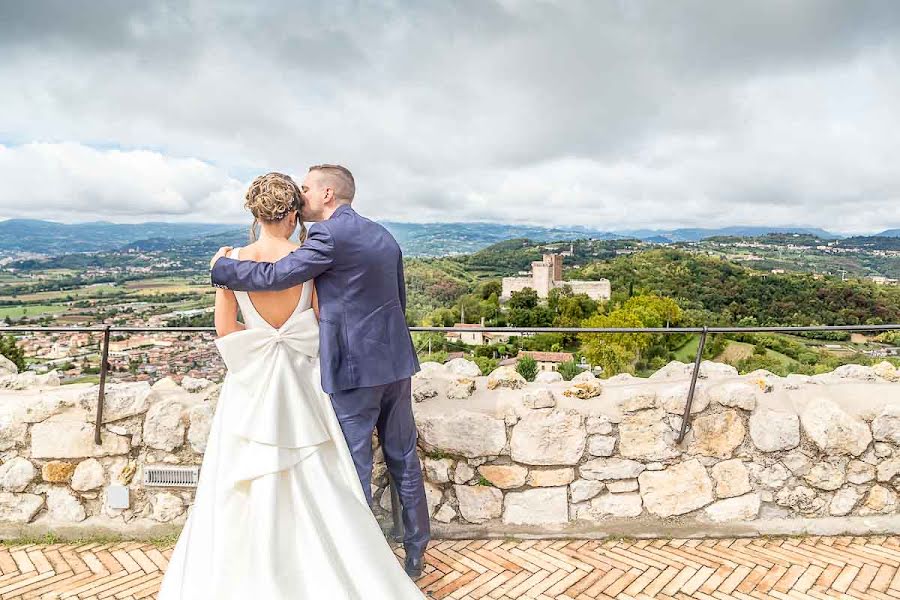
top-left (210, 204), bottom-right (420, 393)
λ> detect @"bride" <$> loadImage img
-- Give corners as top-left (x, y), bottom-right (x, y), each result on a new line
top-left (157, 173), bottom-right (425, 599)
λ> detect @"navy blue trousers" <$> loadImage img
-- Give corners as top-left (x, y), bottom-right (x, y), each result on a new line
top-left (329, 378), bottom-right (430, 557)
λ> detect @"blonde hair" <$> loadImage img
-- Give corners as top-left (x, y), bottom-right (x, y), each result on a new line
top-left (244, 172), bottom-right (306, 242)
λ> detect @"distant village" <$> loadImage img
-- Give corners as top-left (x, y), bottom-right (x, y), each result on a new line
top-left (15, 305), bottom-right (226, 384)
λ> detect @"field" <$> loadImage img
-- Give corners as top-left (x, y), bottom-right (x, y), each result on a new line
top-left (0, 287), bottom-right (121, 302)
top-left (0, 274), bottom-right (215, 327)
top-left (0, 303), bottom-right (69, 319)
top-left (715, 340), bottom-right (798, 368)
top-left (717, 340), bottom-right (754, 363)
top-left (673, 336), bottom-right (701, 362)
top-left (124, 278), bottom-right (214, 296)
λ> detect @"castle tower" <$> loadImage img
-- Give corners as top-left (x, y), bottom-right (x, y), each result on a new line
top-left (549, 254), bottom-right (563, 282)
top-left (531, 259), bottom-right (553, 298)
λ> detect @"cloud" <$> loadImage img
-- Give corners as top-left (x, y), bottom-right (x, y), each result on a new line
top-left (0, 0), bottom-right (898, 232)
top-left (0, 143), bottom-right (246, 222)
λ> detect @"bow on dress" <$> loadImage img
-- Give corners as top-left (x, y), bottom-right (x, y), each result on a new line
top-left (213, 308), bottom-right (333, 489)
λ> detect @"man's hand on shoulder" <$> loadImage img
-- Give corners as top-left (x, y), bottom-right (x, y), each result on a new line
top-left (210, 246), bottom-right (233, 271)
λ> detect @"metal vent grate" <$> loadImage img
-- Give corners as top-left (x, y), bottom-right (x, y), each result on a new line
top-left (142, 465), bottom-right (200, 488)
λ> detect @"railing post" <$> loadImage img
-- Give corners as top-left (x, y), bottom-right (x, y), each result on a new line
top-left (677, 326), bottom-right (708, 444)
top-left (94, 325), bottom-right (112, 445)
top-left (388, 472), bottom-right (404, 542)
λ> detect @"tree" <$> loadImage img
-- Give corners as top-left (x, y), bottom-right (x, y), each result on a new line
top-left (412, 332), bottom-right (449, 355)
top-left (425, 307), bottom-right (457, 327)
top-left (547, 285), bottom-right (573, 312)
top-left (507, 307), bottom-right (533, 328)
top-left (479, 295), bottom-right (501, 323)
top-left (578, 294), bottom-right (684, 376)
top-left (457, 294), bottom-right (484, 324)
top-left (479, 280), bottom-right (502, 300)
top-left (516, 355), bottom-right (538, 382)
top-left (507, 288), bottom-right (539, 310)
top-left (0, 335), bottom-right (26, 371)
top-left (580, 310), bottom-right (646, 375)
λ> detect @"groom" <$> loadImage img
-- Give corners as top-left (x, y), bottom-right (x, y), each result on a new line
top-left (209, 164), bottom-right (429, 578)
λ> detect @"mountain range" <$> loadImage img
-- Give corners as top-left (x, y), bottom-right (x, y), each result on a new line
top-left (0, 218), bottom-right (898, 258)
top-left (0, 219), bottom-right (237, 255)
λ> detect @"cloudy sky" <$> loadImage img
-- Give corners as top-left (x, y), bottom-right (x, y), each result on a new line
top-left (1, 0), bottom-right (898, 233)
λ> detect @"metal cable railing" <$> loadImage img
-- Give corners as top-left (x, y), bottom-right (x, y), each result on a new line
top-left (3, 322), bottom-right (899, 540)
top-left (4, 322), bottom-right (900, 444)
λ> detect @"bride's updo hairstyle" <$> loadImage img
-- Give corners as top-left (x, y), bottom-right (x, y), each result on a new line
top-left (244, 172), bottom-right (307, 243)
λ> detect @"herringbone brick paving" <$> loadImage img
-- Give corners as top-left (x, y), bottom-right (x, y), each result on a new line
top-left (3, 536), bottom-right (900, 599)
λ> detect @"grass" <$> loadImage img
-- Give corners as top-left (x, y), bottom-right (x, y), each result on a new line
top-left (764, 347), bottom-right (799, 367)
top-left (124, 277), bottom-right (189, 289)
top-left (1, 532), bottom-right (179, 548)
top-left (65, 375), bottom-right (101, 385)
top-left (716, 340), bottom-right (754, 363)
top-left (168, 298), bottom-right (216, 311)
top-left (124, 278), bottom-right (213, 295)
top-left (131, 285), bottom-right (214, 297)
top-left (672, 336), bottom-right (701, 363)
top-left (0, 303), bottom-right (69, 319)
top-left (0, 288), bottom-right (109, 302)
top-left (715, 339), bottom-right (798, 367)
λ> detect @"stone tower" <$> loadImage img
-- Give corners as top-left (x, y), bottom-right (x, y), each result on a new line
top-left (545, 254), bottom-right (563, 282)
top-left (502, 252), bottom-right (610, 301)
top-left (531, 259), bottom-right (554, 297)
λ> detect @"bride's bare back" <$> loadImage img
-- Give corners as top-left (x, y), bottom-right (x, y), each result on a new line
top-left (238, 240), bottom-right (305, 329)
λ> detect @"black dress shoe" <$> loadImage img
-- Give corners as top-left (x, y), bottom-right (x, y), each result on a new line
top-left (404, 552), bottom-right (424, 579)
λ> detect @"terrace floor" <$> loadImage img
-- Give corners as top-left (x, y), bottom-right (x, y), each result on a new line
top-left (2, 535), bottom-right (899, 599)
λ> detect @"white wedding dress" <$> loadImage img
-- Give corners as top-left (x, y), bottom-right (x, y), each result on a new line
top-left (158, 247), bottom-right (425, 599)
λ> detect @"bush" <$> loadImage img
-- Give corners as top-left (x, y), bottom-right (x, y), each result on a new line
top-left (418, 351), bottom-right (448, 364)
top-left (516, 355), bottom-right (538, 382)
top-left (557, 360), bottom-right (582, 381)
top-left (474, 345), bottom-right (495, 359)
top-left (0, 335), bottom-right (25, 371)
top-left (474, 356), bottom-right (499, 376)
top-left (734, 355), bottom-right (789, 377)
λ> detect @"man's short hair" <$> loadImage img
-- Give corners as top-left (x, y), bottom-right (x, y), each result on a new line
top-left (308, 164), bottom-right (355, 203)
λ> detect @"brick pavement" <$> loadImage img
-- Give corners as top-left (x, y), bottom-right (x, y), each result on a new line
top-left (3, 535), bottom-right (900, 599)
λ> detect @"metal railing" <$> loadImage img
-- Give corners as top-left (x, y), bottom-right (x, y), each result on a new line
top-left (3, 322), bottom-right (899, 540)
top-left (411, 323), bottom-right (900, 444)
top-left (5, 322), bottom-right (900, 445)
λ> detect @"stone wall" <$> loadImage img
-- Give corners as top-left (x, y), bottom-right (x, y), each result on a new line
top-left (2, 355), bottom-right (900, 540)
top-left (500, 276), bottom-right (536, 299)
top-left (407, 358), bottom-right (900, 538)
top-left (0, 365), bottom-right (219, 538)
top-left (568, 280), bottom-right (612, 301)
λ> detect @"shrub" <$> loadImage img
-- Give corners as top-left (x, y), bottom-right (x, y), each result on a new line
top-left (418, 351), bottom-right (448, 364)
top-left (557, 360), bottom-right (582, 381)
top-left (0, 334), bottom-right (25, 371)
top-left (474, 356), bottom-right (499, 376)
top-left (516, 355), bottom-right (538, 382)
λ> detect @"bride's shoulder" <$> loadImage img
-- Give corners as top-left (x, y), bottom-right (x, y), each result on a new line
top-left (279, 241), bottom-right (302, 256)
top-left (234, 242), bottom-right (256, 257)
